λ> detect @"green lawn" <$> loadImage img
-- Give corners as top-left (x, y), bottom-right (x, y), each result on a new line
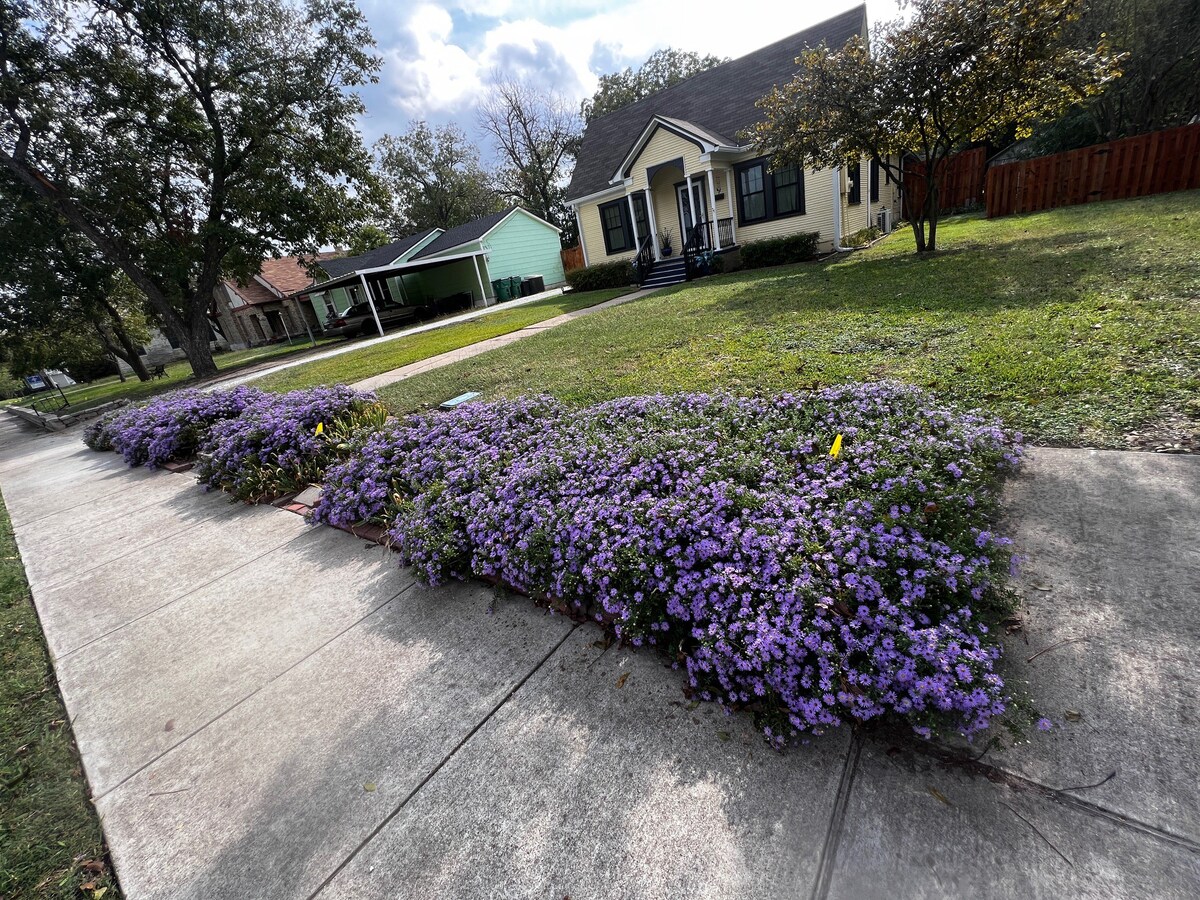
top-left (0, 490), bottom-right (121, 900)
top-left (254, 288), bottom-right (632, 393)
top-left (376, 191), bottom-right (1200, 449)
top-left (6, 338), bottom-right (340, 414)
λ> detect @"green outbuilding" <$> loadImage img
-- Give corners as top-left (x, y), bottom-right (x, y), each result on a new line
top-left (296, 207), bottom-right (566, 334)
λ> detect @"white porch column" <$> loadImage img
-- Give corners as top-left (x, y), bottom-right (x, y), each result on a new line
top-left (626, 193), bottom-right (641, 250)
top-left (643, 188), bottom-right (661, 261)
top-left (706, 168), bottom-right (722, 250)
top-left (687, 173), bottom-right (699, 246)
top-left (358, 272), bottom-right (384, 337)
top-left (725, 169), bottom-right (737, 245)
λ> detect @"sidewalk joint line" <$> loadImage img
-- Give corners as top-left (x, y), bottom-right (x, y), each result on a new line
top-left (809, 729), bottom-right (863, 900)
top-left (306, 620), bottom-right (583, 899)
top-left (30, 498), bottom-right (238, 594)
top-left (56, 518), bottom-right (320, 661)
top-left (93, 582), bottom-right (415, 802)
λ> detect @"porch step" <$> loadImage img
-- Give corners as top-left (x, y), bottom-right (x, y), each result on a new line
top-left (641, 258), bottom-right (687, 288)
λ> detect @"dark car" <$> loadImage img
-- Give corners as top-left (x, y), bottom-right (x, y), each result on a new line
top-left (325, 300), bottom-right (419, 338)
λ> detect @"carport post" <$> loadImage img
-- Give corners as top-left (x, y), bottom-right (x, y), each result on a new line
top-left (358, 272), bottom-right (385, 337)
top-left (473, 255), bottom-right (489, 307)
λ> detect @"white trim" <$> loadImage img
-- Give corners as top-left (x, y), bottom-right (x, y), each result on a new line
top-left (574, 209), bottom-right (590, 267)
top-left (706, 168), bottom-right (721, 251)
top-left (609, 116), bottom-right (720, 187)
top-left (358, 272), bottom-right (385, 337)
top-left (626, 193), bottom-right (641, 250)
top-left (644, 188), bottom-right (660, 262)
top-left (725, 169), bottom-right (737, 245)
top-left (392, 228), bottom-right (443, 263)
top-left (473, 255), bottom-right (489, 308)
top-left (252, 274), bottom-right (284, 298)
top-left (476, 206), bottom-right (563, 244)
top-left (566, 183), bottom-right (625, 209)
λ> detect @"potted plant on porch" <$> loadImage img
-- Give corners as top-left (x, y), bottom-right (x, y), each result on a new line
top-left (657, 228), bottom-right (674, 258)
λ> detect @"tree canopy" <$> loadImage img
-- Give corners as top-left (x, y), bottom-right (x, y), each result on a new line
top-left (755, 0), bottom-right (1120, 252)
top-left (1026, 0), bottom-right (1199, 153)
top-left (375, 121), bottom-right (501, 237)
top-left (0, 0), bottom-right (380, 377)
top-left (0, 172), bottom-right (151, 380)
top-left (582, 48), bottom-right (727, 122)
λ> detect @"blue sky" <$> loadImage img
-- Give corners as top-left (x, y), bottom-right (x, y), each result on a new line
top-left (351, 0), bottom-right (897, 155)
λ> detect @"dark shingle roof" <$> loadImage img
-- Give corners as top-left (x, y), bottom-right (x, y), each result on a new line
top-left (319, 228), bottom-right (441, 279)
top-left (411, 207), bottom-right (517, 259)
top-left (566, 5), bottom-right (866, 200)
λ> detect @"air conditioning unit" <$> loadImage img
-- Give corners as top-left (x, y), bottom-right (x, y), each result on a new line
top-left (876, 207), bottom-right (893, 234)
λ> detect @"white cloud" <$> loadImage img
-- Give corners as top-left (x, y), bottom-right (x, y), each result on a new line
top-left (360, 0), bottom-right (893, 139)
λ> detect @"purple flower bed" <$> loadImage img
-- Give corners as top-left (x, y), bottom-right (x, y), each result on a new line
top-left (102, 387), bottom-right (264, 468)
top-left (316, 383), bottom-right (1023, 743)
top-left (195, 384), bottom-right (381, 502)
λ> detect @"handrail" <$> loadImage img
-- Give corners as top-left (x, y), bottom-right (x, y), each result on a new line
top-left (633, 232), bottom-right (655, 285)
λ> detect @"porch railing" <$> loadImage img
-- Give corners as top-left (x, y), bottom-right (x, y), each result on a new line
top-left (633, 232), bottom-right (655, 285)
top-left (717, 217), bottom-right (734, 247)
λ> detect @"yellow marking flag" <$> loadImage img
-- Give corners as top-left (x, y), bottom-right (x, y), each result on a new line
top-left (829, 433), bottom-right (843, 458)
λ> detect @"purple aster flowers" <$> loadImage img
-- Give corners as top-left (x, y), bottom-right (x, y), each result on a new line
top-left (100, 387), bottom-right (264, 468)
top-left (317, 382), bottom-right (1024, 744)
top-left (194, 384), bottom-right (380, 501)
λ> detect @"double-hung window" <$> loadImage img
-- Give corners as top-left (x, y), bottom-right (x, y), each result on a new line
top-left (869, 159), bottom-right (880, 203)
top-left (735, 158), bottom-right (805, 225)
top-left (599, 199), bottom-right (633, 254)
top-left (847, 161), bottom-right (862, 205)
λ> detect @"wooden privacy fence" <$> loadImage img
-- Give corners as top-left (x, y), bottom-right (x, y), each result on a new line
top-left (903, 146), bottom-right (989, 218)
top-left (560, 244), bottom-right (584, 272)
top-left (986, 123), bottom-right (1200, 218)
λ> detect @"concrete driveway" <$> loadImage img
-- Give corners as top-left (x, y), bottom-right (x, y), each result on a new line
top-left (2, 412), bottom-right (1197, 899)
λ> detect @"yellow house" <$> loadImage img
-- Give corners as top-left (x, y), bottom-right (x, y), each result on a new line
top-left (567, 5), bottom-right (901, 287)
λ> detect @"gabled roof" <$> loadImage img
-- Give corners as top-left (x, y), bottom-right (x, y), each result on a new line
top-left (223, 252), bottom-right (339, 307)
top-left (566, 5), bottom-right (867, 201)
top-left (411, 207), bottom-right (517, 259)
top-left (318, 229), bottom-right (441, 279)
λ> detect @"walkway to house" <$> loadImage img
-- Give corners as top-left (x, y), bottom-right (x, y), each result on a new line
top-left (1, 414), bottom-right (1197, 899)
top-left (209, 286), bottom-right (656, 392)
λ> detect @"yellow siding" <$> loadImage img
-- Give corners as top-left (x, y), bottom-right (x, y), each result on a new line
top-left (576, 193), bottom-right (635, 265)
top-left (735, 164), bottom-right (838, 252)
top-left (627, 127), bottom-right (705, 191)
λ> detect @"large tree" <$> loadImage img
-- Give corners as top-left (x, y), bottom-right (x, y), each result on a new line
top-left (1029, 0), bottom-right (1199, 151)
top-left (375, 121), bottom-right (501, 236)
top-left (479, 78), bottom-right (580, 244)
top-left (582, 47), bottom-right (727, 122)
top-left (755, 0), bottom-right (1120, 253)
top-left (0, 0), bottom-right (379, 378)
top-left (0, 173), bottom-right (152, 380)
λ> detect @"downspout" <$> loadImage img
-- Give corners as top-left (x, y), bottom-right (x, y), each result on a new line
top-left (831, 166), bottom-right (852, 252)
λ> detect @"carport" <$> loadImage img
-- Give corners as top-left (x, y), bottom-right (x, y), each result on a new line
top-left (296, 250), bottom-right (493, 337)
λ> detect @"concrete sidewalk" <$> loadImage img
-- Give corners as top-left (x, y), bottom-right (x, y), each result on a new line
top-left (1, 414), bottom-right (1197, 899)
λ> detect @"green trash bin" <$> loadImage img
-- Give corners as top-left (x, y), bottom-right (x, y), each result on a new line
top-left (491, 278), bottom-right (510, 302)
top-left (506, 276), bottom-right (522, 299)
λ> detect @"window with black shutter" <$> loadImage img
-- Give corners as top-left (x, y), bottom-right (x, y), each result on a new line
top-left (599, 199), bottom-right (633, 254)
top-left (735, 158), bottom-right (805, 226)
top-left (870, 159), bottom-right (880, 203)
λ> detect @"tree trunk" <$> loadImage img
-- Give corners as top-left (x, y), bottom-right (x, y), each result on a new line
top-left (920, 170), bottom-right (941, 254)
top-left (95, 296), bottom-right (153, 381)
top-left (177, 307), bottom-right (218, 379)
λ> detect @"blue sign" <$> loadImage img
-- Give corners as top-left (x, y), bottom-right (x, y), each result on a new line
top-left (24, 375), bottom-right (46, 390)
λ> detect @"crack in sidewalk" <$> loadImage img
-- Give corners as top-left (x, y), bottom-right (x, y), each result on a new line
top-left (809, 729), bottom-right (864, 900)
